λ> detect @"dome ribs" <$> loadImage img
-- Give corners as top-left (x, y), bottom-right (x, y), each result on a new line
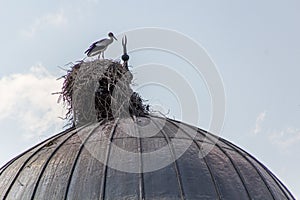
top-left (150, 118), bottom-right (186, 200)
top-left (202, 136), bottom-right (252, 199)
top-left (2, 126), bottom-right (82, 200)
top-left (0, 126), bottom-right (75, 177)
top-left (63, 122), bottom-right (103, 200)
top-left (169, 117), bottom-right (277, 200)
top-left (164, 117), bottom-right (252, 199)
top-left (28, 124), bottom-right (92, 200)
top-left (134, 119), bottom-right (145, 200)
top-left (220, 138), bottom-right (294, 200)
top-left (211, 136), bottom-right (277, 200)
top-left (99, 119), bottom-right (119, 200)
top-left (0, 116), bottom-right (295, 199)
top-left (162, 117), bottom-right (221, 199)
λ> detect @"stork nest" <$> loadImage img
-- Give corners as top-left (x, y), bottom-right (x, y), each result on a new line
top-left (60, 59), bottom-right (149, 125)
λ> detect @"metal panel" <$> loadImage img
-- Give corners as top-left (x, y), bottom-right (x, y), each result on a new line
top-left (225, 149), bottom-right (274, 199)
top-left (176, 143), bottom-right (219, 199)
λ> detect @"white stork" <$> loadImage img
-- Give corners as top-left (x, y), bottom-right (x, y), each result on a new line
top-left (85, 32), bottom-right (117, 59)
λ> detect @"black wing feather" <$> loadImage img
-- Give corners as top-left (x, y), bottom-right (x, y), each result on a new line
top-left (84, 38), bottom-right (108, 55)
top-left (85, 42), bottom-right (97, 54)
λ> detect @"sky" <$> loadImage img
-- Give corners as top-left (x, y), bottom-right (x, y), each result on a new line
top-left (0, 0), bottom-right (299, 198)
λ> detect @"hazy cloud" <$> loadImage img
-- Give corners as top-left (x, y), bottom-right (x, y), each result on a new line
top-left (0, 64), bottom-right (65, 139)
top-left (253, 111), bottom-right (266, 134)
top-left (251, 111), bottom-right (300, 151)
top-left (269, 127), bottom-right (300, 150)
top-left (21, 10), bottom-right (68, 38)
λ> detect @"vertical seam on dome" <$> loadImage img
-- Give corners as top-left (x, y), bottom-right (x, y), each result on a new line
top-left (145, 116), bottom-right (295, 200)
top-left (219, 137), bottom-right (294, 200)
top-left (151, 118), bottom-right (185, 200)
top-left (172, 116), bottom-right (277, 200)
top-left (264, 169), bottom-right (295, 200)
top-left (220, 138), bottom-right (291, 200)
top-left (2, 125), bottom-right (87, 200)
top-left (63, 121), bottom-right (103, 200)
top-left (175, 121), bottom-right (252, 199)
top-left (135, 119), bottom-right (145, 200)
top-left (212, 141), bottom-right (252, 199)
top-left (0, 126), bottom-right (75, 176)
top-left (165, 117), bottom-right (276, 199)
top-left (99, 118), bottom-right (119, 200)
top-left (164, 118), bottom-right (222, 200)
top-left (29, 123), bottom-right (94, 200)
top-left (196, 141), bottom-right (222, 200)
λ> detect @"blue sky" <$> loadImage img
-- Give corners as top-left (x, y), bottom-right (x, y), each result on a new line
top-left (0, 0), bottom-right (299, 198)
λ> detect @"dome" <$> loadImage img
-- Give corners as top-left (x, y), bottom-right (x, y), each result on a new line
top-left (0, 116), bottom-right (295, 200)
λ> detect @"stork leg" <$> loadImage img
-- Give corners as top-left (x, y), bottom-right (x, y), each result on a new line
top-left (98, 53), bottom-right (101, 59)
top-left (102, 51), bottom-right (105, 59)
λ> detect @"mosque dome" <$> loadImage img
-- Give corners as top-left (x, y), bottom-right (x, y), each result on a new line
top-left (0, 116), bottom-right (295, 200)
top-left (0, 56), bottom-right (295, 199)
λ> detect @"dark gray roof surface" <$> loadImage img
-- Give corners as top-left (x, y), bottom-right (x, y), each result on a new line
top-left (0, 116), bottom-right (295, 200)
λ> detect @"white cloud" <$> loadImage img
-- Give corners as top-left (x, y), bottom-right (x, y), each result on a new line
top-left (21, 10), bottom-right (68, 38)
top-left (253, 111), bottom-right (266, 134)
top-left (0, 64), bottom-right (65, 139)
top-left (269, 127), bottom-right (300, 149)
top-left (250, 111), bottom-right (300, 151)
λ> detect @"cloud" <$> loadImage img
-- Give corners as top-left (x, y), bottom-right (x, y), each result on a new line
top-left (253, 111), bottom-right (266, 134)
top-left (269, 127), bottom-right (300, 149)
top-left (0, 64), bottom-right (65, 139)
top-left (250, 111), bottom-right (300, 151)
top-left (21, 10), bottom-right (68, 38)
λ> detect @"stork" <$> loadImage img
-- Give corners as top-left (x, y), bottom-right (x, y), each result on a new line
top-left (85, 32), bottom-right (117, 59)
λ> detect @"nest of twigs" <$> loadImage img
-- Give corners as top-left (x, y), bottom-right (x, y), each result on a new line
top-left (60, 59), bottom-right (149, 125)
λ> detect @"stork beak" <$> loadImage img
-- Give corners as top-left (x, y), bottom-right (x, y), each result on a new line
top-left (113, 36), bottom-right (118, 41)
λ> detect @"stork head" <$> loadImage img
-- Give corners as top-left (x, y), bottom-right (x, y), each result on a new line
top-left (108, 32), bottom-right (117, 41)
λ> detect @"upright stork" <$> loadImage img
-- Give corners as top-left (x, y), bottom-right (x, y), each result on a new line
top-left (85, 32), bottom-right (117, 59)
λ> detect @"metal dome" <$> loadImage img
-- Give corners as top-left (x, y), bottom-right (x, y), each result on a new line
top-left (0, 116), bottom-right (295, 200)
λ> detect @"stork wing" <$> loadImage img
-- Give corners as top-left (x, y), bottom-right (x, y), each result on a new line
top-left (85, 38), bottom-right (109, 53)
top-left (85, 42), bottom-right (95, 54)
top-left (96, 38), bottom-right (112, 47)
top-left (85, 38), bottom-right (112, 56)
top-left (95, 38), bottom-right (107, 45)
top-left (86, 45), bottom-right (106, 57)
